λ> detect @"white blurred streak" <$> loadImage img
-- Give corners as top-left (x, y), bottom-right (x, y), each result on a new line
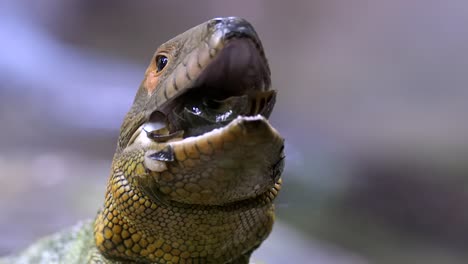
top-left (0, 2), bottom-right (143, 130)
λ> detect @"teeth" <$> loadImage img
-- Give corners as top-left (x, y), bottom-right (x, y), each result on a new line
top-left (248, 90), bottom-right (276, 117)
top-left (143, 120), bottom-right (166, 132)
top-left (144, 111), bottom-right (167, 131)
top-left (144, 153), bottom-right (168, 172)
top-left (129, 88), bottom-right (275, 147)
top-left (141, 111), bottom-right (185, 143)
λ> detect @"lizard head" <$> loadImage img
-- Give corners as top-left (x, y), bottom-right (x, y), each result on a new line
top-left (117, 17), bottom-right (284, 206)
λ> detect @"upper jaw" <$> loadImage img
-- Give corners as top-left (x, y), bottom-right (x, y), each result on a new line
top-left (197, 16), bottom-right (271, 95)
top-left (191, 37), bottom-right (270, 98)
top-left (127, 23), bottom-right (274, 147)
top-left (154, 17), bottom-right (271, 112)
top-left (144, 17), bottom-right (274, 139)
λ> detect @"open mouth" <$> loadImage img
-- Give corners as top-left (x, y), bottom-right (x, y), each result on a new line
top-left (141, 30), bottom-right (275, 142)
top-left (124, 17), bottom-right (284, 205)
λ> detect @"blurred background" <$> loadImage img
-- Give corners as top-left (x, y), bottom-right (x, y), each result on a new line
top-left (1, 0), bottom-right (468, 263)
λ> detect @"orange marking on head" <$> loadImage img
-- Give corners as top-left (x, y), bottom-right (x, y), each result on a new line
top-left (144, 70), bottom-right (159, 95)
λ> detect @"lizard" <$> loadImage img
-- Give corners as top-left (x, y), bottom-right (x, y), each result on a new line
top-left (1, 17), bottom-right (285, 264)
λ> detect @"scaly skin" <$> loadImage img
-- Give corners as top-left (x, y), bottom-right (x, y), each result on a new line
top-left (1, 17), bottom-right (284, 264)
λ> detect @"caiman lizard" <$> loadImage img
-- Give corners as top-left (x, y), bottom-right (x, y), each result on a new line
top-left (1, 17), bottom-right (285, 264)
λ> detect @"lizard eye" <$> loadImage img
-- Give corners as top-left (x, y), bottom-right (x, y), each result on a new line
top-left (155, 55), bottom-right (168, 72)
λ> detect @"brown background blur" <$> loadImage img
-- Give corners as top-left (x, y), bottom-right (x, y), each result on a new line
top-left (1, 1), bottom-right (468, 263)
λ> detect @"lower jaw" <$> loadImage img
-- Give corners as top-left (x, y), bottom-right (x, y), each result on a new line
top-left (152, 116), bottom-right (284, 204)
